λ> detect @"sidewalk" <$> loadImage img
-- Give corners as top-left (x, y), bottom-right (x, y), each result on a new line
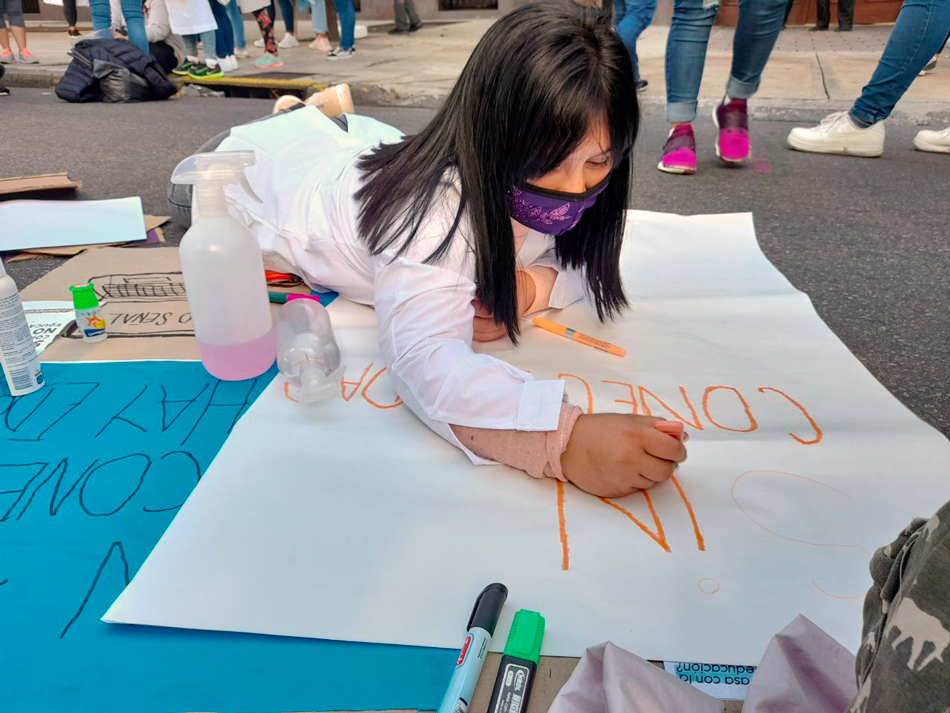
top-left (5, 20), bottom-right (949, 113)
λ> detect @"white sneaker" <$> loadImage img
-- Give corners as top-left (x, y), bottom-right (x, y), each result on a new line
top-left (914, 126), bottom-right (950, 154)
top-left (219, 55), bottom-right (239, 72)
top-left (278, 34), bottom-right (298, 49)
top-left (787, 112), bottom-right (885, 157)
top-left (309, 35), bottom-right (331, 52)
top-left (254, 38), bottom-right (265, 48)
top-left (235, 47), bottom-right (249, 59)
top-left (326, 45), bottom-right (355, 60)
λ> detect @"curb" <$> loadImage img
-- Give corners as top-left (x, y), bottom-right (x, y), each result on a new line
top-left (4, 64), bottom-right (448, 108)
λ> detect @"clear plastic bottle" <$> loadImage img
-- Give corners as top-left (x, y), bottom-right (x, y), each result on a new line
top-left (171, 151), bottom-right (275, 381)
top-left (276, 295), bottom-right (342, 403)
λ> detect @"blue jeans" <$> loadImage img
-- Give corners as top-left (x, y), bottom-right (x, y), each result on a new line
top-left (613, 0), bottom-right (656, 83)
top-left (850, 0), bottom-right (950, 125)
top-left (331, 0), bottom-right (354, 49)
top-left (267, 0), bottom-right (295, 32)
top-left (226, 0), bottom-right (246, 49)
top-left (308, 0), bottom-right (328, 34)
top-left (88, 0), bottom-right (148, 54)
top-left (211, 0), bottom-right (234, 57)
top-left (183, 30), bottom-right (217, 62)
top-left (665, 0), bottom-right (785, 122)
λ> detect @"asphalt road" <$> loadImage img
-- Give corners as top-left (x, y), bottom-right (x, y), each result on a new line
top-left (2, 89), bottom-right (948, 436)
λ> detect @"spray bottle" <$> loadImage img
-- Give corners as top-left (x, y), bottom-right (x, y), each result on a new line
top-left (171, 151), bottom-right (275, 381)
top-left (0, 260), bottom-right (44, 397)
top-left (276, 294), bottom-right (343, 402)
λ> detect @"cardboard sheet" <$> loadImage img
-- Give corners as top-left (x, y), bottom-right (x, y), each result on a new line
top-left (0, 197), bottom-right (146, 252)
top-left (104, 212), bottom-right (950, 665)
top-left (0, 361), bottom-right (454, 713)
top-left (0, 172), bottom-right (82, 197)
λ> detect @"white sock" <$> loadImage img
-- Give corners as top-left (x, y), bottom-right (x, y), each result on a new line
top-left (206, 58), bottom-right (219, 68)
top-left (186, 55), bottom-right (199, 62)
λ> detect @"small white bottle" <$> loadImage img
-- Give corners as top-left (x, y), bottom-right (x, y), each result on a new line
top-left (69, 283), bottom-right (107, 343)
top-left (171, 151), bottom-right (275, 381)
top-left (277, 295), bottom-right (343, 402)
top-left (0, 260), bottom-right (44, 396)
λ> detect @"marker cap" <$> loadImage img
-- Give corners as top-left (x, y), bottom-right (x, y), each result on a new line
top-left (468, 583), bottom-right (508, 636)
top-left (503, 610), bottom-right (545, 664)
top-left (69, 283), bottom-right (100, 310)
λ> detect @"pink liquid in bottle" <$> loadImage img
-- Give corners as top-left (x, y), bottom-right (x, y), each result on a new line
top-left (197, 327), bottom-right (277, 381)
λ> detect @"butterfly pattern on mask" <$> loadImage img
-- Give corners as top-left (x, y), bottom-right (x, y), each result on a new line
top-left (508, 188), bottom-right (582, 230)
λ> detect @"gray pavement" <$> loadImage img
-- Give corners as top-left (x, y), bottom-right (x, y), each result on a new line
top-left (1, 88), bottom-right (948, 438)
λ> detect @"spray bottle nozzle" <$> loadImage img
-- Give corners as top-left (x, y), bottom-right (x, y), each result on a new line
top-left (170, 150), bottom-right (263, 204)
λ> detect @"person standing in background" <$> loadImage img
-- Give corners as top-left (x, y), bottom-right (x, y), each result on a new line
top-left (388, 0), bottom-right (422, 34)
top-left (0, 0), bottom-right (39, 62)
top-left (612, 0), bottom-right (655, 90)
top-left (253, 0), bottom-right (297, 47)
top-left (225, 0), bottom-right (248, 57)
top-left (63, 0), bottom-right (81, 36)
top-left (91, 0), bottom-right (148, 51)
top-left (657, 0), bottom-right (786, 175)
top-left (326, 0), bottom-right (355, 58)
top-left (306, 0), bottom-right (331, 51)
top-left (810, 0), bottom-right (853, 31)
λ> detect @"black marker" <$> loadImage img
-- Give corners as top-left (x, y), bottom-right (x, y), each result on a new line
top-left (487, 609), bottom-right (545, 713)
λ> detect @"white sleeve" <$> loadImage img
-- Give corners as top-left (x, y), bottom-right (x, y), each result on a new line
top-left (145, 0), bottom-right (172, 43)
top-left (529, 244), bottom-right (587, 309)
top-left (373, 187), bottom-right (566, 464)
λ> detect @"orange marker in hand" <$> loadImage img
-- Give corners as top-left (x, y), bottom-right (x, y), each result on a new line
top-left (532, 317), bottom-right (626, 357)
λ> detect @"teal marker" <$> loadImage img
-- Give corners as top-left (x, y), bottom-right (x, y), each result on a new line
top-left (486, 610), bottom-right (545, 713)
top-left (437, 583), bottom-right (508, 713)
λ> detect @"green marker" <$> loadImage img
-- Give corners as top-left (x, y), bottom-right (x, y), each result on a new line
top-left (486, 609), bottom-right (545, 713)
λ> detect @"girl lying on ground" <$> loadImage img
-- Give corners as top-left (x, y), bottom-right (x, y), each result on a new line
top-left (168, 0), bottom-right (687, 498)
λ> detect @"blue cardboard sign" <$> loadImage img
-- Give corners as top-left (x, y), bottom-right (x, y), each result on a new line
top-left (0, 361), bottom-right (453, 713)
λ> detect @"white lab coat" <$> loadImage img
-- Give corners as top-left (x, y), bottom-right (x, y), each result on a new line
top-left (164, 0), bottom-right (217, 36)
top-left (215, 108), bottom-right (587, 463)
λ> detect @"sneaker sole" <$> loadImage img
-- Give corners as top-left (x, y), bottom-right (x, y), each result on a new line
top-left (786, 133), bottom-right (883, 157)
top-left (913, 136), bottom-right (950, 154)
top-left (712, 104), bottom-right (751, 165)
top-left (656, 159), bottom-right (696, 175)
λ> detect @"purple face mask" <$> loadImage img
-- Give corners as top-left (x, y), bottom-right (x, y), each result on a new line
top-left (506, 176), bottom-right (609, 236)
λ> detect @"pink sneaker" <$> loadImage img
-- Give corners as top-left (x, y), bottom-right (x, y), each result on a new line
top-left (713, 98), bottom-right (751, 165)
top-left (0, 49), bottom-right (13, 64)
top-left (657, 124), bottom-right (697, 175)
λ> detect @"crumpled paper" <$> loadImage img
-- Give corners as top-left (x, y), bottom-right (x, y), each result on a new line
top-left (548, 642), bottom-right (723, 713)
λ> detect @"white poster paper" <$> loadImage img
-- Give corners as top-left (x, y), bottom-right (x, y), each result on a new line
top-left (104, 212), bottom-right (950, 665)
top-left (23, 301), bottom-right (75, 354)
top-left (0, 198), bottom-right (146, 252)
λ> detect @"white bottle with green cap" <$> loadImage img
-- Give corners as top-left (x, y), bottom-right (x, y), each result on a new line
top-left (0, 260), bottom-right (44, 396)
top-left (69, 282), bottom-right (107, 344)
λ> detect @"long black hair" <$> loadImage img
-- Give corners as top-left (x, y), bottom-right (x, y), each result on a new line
top-left (356, 0), bottom-right (639, 341)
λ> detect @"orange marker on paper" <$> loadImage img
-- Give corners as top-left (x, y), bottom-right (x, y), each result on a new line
top-left (655, 420), bottom-right (685, 441)
top-left (531, 317), bottom-right (626, 357)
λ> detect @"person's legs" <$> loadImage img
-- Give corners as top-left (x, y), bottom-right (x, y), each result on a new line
top-left (226, 0), bottom-right (246, 50)
top-left (62, 0), bottom-right (78, 29)
top-left (813, 0), bottom-right (829, 29)
top-left (404, 0), bottom-right (421, 27)
top-left (393, 0), bottom-right (410, 31)
top-left (118, 0), bottom-right (149, 53)
top-left (615, 0), bottom-right (657, 83)
top-left (836, 0), bottom-right (853, 29)
top-left (276, 0), bottom-right (294, 33)
top-left (199, 28), bottom-right (218, 63)
top-left (252, 6), bottom-right (284, 64)
top-left (726, 0), bottom-right (785, 101)
top-left (783, 0), bottom-right (794, 26)
top-left (87, 0), bottom-right (114, 35)
top-left (851, 0), bottom-right (950, 125)
top-left (664, 0), bottom-right (717, 123)
top-left (309, 0), bottom-right (327, 33)
top-left (330, 0), bottom-right (354, 49)
top-left (210, 0), bottom-right (234, 57)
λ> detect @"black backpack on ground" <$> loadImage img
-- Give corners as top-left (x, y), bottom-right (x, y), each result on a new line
top-left (55, 39), bottom-right (176, 103)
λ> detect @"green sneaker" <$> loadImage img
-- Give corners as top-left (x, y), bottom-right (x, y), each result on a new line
top-left (188, 62), bottom-right (225, 80)
top-left (171, 59), bottom-right (196, 76)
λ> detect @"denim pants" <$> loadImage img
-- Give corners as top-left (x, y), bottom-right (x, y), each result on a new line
top-left (226, 0), bottom-right (246, 49)
top-left (612, 0), bottom-right (656, 82)
top-left (267, 0), bottom-right (295, 32)
top-left (308, 0), bottom-right (328, 34)
top-left (88, 0), bottom-right (148, 54)
top-left (183, 30), bottom-right (217, 61)
top-left (211, 0), bottom-right (234, 57)
top-left (332, 0), bottom-right (355, 49)
top-left (665, 0), bottom-right (785, 122)
top-left (851, 0), bottom-right (950, 125)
